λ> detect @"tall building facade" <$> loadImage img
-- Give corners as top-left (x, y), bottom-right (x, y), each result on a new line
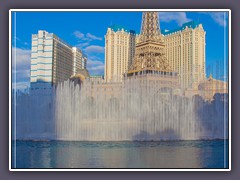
top-left (30, 30), bottom-right (87, 90)
top-left (104, 25), bottom-right (136, 82)
top-left (162, 21), bottom-right (206, 89)
top-left (72, 47), bottom-right (87, 75)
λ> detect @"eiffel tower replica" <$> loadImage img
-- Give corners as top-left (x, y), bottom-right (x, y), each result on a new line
top-left (126, 12), bottom-right (179, 90)
top-left (127, 12), bottom-right (173, 76)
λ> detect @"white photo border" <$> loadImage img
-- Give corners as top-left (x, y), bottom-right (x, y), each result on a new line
top-left (9, 9), bottom-right (231, 171)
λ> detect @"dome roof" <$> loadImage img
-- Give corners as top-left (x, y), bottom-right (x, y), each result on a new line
top-left (70, 69), bottom-right (90, 85)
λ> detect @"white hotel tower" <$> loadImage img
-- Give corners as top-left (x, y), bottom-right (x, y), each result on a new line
top-left (30, 30), bottom-right (87, 91)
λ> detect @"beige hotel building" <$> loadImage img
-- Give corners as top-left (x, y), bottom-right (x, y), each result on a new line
top-left (163, 21), bottom-right (206, 89)
top-left (30, 30), bottom-right (87, 91)
top-left (104, 25), bottom-right (136, 82)
top-left (104, 21), bottom-right (206, 89)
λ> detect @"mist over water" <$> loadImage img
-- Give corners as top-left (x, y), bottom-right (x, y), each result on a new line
top-left (13, 74), bottom-right (228, 141)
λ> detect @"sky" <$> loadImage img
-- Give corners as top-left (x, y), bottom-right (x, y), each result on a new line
top-left (11, 11), bottom-right (229, 89)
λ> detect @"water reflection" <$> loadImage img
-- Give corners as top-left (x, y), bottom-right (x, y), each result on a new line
top-left (12, 140), bottom-right (228, 169)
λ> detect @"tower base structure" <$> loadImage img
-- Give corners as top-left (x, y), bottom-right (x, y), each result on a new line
top-left (125, 69), bottom-right (180, 95)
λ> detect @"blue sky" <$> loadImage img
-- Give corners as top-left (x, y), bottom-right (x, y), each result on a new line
top-left (11, 11), bottom-right (229, 89)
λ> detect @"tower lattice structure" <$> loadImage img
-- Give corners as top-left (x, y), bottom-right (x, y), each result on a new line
top-left (128, 12), bottom-right (172, 74)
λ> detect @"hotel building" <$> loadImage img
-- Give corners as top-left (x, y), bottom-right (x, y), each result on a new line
top-left (162, 21), bottom-right (206, 89)
top-left (104, 21), bottom-right (206, 89)
top-left (30, 30), bottom-right (87, 91)
top-left (104, 25), bottom-right (136, 82)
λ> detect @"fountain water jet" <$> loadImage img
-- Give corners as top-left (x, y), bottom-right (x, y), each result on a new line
top-left (13, 73), bottom-right (228, 141)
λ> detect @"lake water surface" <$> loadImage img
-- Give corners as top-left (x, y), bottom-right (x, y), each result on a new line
top-left (11, 140), bottom-right (229, 169)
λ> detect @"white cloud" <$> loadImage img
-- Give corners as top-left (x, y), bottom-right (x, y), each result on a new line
top-left (12, 47), bottom-right (31, 70)
top-left (84, 45), bottom-right (104, 54)
top-left (12, 69), bottom-right (30, 84)
top-left (200, 12), bottom-right (227, 26)
top-left (159, 12), bottom-right (191, 26)
top-left (76, 42), bottom-right (90, 49)
top-left (86, 33), bottom-right (102, 41)
top-left (87, 55), bottom-right (102, 61)
top-left (73, 31), bottom-right (85, 39)
top-left (12, 47), bottom-right (31, 84)
top-left (12, 80), bottom-right (30, 90)
top-left (73, 31), bottom-right (102, 41)
top-left (87, 58), bottom-right (104, 75)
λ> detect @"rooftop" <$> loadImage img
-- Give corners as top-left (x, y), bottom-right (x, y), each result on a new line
top-left (33, 30), bottom-right (83, 53)
top-left (161, 21), bottom-right (201, 35)
top-left (109, 24), bottom-right (136, 34)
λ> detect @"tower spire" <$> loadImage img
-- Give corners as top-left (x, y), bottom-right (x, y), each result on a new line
top-left (128, 11), bottom-right (172, 74)
top-left (140, 12), bottom-right (162, 42)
